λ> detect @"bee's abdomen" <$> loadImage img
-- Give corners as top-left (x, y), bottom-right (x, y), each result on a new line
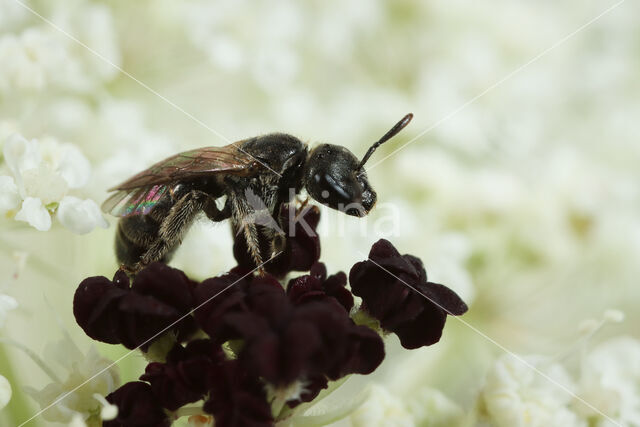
top-left (114, 205), bottom-right (180, 267)
top-left (115, 215), bottom-right (158, 267)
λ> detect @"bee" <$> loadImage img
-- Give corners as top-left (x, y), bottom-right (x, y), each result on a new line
top-left (102, 113), bottom-right (413, 273)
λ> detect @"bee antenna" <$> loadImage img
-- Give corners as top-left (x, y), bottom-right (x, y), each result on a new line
top-left (356, 113), bottom-right (413, 172)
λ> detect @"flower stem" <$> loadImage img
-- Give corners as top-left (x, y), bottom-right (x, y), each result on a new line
top-left (174, 405), bottom-right (206, 418)
top-left (0, 337), bottom-right (61, 383)
top-left (0, 343), bottom-right (36, 426)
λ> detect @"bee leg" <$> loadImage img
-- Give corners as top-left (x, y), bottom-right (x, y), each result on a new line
top-left (243, 222), bottom-right (265, 275)
top-left (136, 191), bottom-right (205, 270)
top-left (261, 210), bottom-right (286, 257)
top-left (297, 195), bottom-right (310, 210)
top-left (229, 193), bottom-right (265, 274)
top-left (118, 263), bottom-right (139, 278)
top-left (202, 195), bottom-right (231, 222)
top-left (270, 231), bottom-right (287, 256)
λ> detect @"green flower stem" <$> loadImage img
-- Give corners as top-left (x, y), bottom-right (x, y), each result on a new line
top-left (173, 404), bottom-right (206, 419)
top-left (143, 333), bottom-right (177, 364)
top-left (0, 338), bottom-right (60, 383)
top-left (350, 308), bottom-right (381, 332)
top-left (271, 391), bottom-right (288, 420)
top-left (281, 382), bottom-right (369, 426)
top-left (275, 376), bottom-right (351, 422)
top-left (0, 236), bottom-right (69, 285)
top-left (0, 343), bottom-right (38, 426)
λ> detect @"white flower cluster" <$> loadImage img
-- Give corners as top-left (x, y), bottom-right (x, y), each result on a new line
top-left (0, 27), bottom-right (70, 93)
top-left (0, 133), bottom-right (107, 233)
top-left (0, 2), bottom-right (119, 94)
top-left (0, 0), bottom-right (29, 30)
top-left (481, 312), bottom-right (640, 427)
top-left (482, 355), bottom-right (585, 427)
top-left (346, 385), bottom-right (464, 427)
top-left (24, 335), bottom-right (120, 424)
top-left (575, 337), bottom-right (640, 426)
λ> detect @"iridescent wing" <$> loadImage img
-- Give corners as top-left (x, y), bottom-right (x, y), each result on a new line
top-left (102, 143), bottom-right (258, 217)
top-left (109, 142), bottom-right (256, 191)
top-left (102, 185), bottom-right (169, 217)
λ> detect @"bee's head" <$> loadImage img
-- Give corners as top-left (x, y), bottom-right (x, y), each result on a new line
top-left (303, 114), bottom-right (413, 217)
top-left (304, 144), bottom-right (376, 217)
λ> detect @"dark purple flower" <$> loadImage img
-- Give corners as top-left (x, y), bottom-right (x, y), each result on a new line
top-left (224, 288), bottom-right (384, 386)
top-left (233, 204), bottom-right (321, 277)
top-left (349, 239), bottom-right (468, 349)
top-left (203, 360), bottom-right (273, 427)
top-left (73, 271), bottom-right (128, 345)
top-left (140, 340), bottom-right (225, 411)
top-left (284, 301), bottom-right (384, 381)
top-left (287, 262), bottom-right (353, 312)
top-left (104, 382), bottom-right (169, 427)
top-left (222, 290), bottom-right (312, 385)
top-left (192, 271), bottom-right (283, 343)
top-left (340, 325), bottom-right (386, 377)
top-left (73, 263), bottom-right (197, 351)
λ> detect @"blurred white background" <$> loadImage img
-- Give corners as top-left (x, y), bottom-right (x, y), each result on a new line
top-left (1, 0), bottom-right (639, 425)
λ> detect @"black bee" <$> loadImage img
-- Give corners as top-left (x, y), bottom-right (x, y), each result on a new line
top-left (102, 113), bottom-right (413, 273)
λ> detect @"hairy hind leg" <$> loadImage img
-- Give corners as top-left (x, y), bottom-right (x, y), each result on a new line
top-left (229, 192), bottom-right (269, 274)
top-left (136, 190), bottom-right (208, 271)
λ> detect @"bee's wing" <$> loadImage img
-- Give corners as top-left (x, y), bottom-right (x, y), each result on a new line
top-left (108, 143), bottom-right (257, 191)
top-left (102, 143), bottom-right (257, 217)
top-left (102, 185), bottom-right (169, 217)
